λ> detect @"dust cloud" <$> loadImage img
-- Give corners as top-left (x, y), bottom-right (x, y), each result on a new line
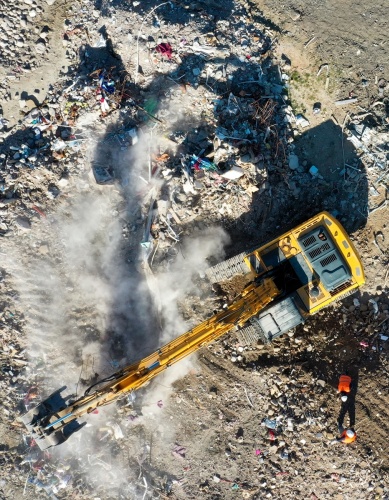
top-left (7, 191), bottom-right (125, 387)
top-left (155, 226), bottom-right (230, 342)
top-left (141, 227), bottom-right (230, 419)
top-left (7, 105), bottom-right (230, 495)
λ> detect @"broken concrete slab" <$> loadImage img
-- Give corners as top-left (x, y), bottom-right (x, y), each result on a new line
top-left (221, 166), bottom-right (244, 180)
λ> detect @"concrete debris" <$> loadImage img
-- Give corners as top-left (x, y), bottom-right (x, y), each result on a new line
top-left (295, 114), bottom-right (310, 128)
top-left (288, 153), bottom-right (299, 170)
top-left (335, 98), bottom-right (358, 106)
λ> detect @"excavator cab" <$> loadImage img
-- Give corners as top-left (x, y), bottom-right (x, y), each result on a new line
top-left (208, 212), bottom-right (365, 344)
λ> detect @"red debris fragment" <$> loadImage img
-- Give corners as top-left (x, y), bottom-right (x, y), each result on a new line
top-left (32, 206), bottom-right (46, 218)
top-left (156, 43), bottom-right (172, 59)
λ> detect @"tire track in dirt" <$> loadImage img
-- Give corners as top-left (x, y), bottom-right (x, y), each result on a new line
top-left (1, 0), bottom-right (70, 123)
top-left (250, 0), bottom-right (388, 92)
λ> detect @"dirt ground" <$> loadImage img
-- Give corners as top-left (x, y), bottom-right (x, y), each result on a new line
top-left (1, 0), bottom-right (389, 499)
top-left (251, 0), bottom-right (388, 101)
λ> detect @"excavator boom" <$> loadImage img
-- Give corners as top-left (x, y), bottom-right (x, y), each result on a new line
top-left (21, 278), bottom-right (280, 450)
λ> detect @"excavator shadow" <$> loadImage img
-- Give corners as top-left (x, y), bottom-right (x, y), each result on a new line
top-left (224, 117), bottom-right (368, 256)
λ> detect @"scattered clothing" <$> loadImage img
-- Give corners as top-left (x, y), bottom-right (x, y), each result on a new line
top-left (98, 69), bottom-right (116, 94)
top-left (172, 444), bottom-right (186, 459)
top-left (156, 43), bottom-right (172, 59)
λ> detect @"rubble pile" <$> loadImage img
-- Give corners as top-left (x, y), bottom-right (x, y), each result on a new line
top-left (1, 0), bottom-right (388, 244)
top-left (0, 0), bottom-right (62, 120)
top-left (0, 0), bottom-right (389, 499)
top-left (0, 0), bottom-right (48, 80)
top-left (346, 105), bottom-right (389, 212)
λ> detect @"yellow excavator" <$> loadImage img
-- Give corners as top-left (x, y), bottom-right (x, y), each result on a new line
top-left (20, 212), bottom-right (365, 450)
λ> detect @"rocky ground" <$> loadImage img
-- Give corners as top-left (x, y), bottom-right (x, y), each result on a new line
top-left (0, 0), bottom-right (389, 499)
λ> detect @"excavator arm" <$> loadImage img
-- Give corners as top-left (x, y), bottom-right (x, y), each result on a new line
top-left (20, 278), bottom-right (280, 450)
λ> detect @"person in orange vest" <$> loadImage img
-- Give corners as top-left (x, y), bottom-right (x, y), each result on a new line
top-left (336, 428), bottom-right (357, 444)
top-left (337, 374), bottom-right (352, 402)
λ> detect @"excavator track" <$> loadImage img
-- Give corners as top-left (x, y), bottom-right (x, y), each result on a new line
top-left (206, 252), bottom-right (250, 283)
top-left (236, 321), bottom-right (269, 346)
